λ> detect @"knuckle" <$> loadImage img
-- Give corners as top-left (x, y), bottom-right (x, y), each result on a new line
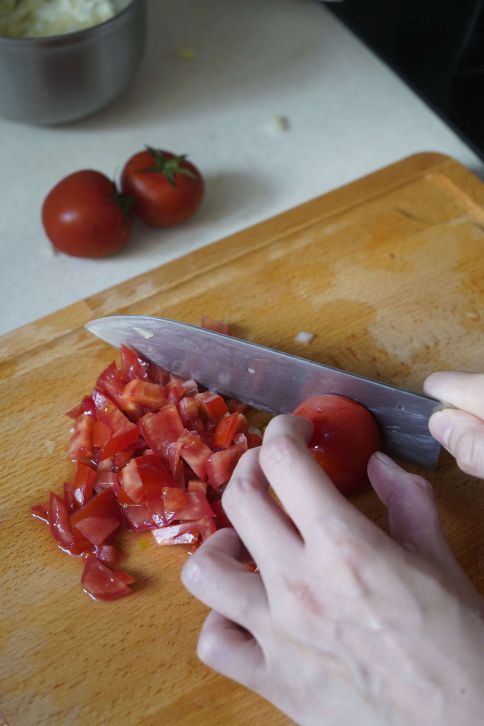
top-left (260, 433), bottom-right (299, 469)
top-left (223, 475), bottom-right (259, 510)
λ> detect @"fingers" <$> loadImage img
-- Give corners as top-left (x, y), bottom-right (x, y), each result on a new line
top-left (424, 371), bottom-right (484, 419)
top-left (258, 414), bottom-right (368, 535)
top-left (368, 451), bottom-right (484, 607)
top-left (428, 409), bottom-right (484, 478)
top-left (222, 447), bottom-right (304, 571)
top-left (196, 610), bottom-right (265, 691)
top-left (181, 528), bottom-right (268, 634)
top-left (368, 452), bottom-right (450, 562)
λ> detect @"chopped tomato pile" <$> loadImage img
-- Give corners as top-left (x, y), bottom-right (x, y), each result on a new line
top-left (32, 337), bottom-right (261, 601)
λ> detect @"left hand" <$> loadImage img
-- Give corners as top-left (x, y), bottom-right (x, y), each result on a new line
top-left (181, 415), bottom-right (484, 726)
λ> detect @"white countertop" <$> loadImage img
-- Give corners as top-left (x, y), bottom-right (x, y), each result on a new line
top-left (0, 0), bottom-right (482, 337)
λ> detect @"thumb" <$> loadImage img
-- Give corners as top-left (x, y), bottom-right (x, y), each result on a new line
top-left (428, 408), bottom-right (484, 478)
top-left (367, 452), bottom-right (481, 610)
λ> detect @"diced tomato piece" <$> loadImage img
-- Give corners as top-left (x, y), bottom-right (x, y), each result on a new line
top-left (119, 454), bottom-right (173, 505)
top-left (213, 412), bottom-right (239, 449)
top-left (226, 398), bottom-right (248, 414)
top-left (93, 421), bottom-right (111, 448)
top-left (114, 569), bottom-right (136, 586)
top-left (97, 457), bottom-right (114, 472)
top-left (246, 431), bottom-right (263, 448)
top-left (91, 544), bottom-right (119, 565)
top-left (200, 316), bottom-right (230, 335)
top-left (179, 432), bottom-right (212, 479)
top-left (140, 405), bottom-right (184, 464)
top-left (162, 487), bottom-right (214, 522)
top-left (49, 492), bottom-right (91, 555)
top-left (235, 413), bottom-right (249, 433)
top-left (173, 457), bottom-right (186, 489)
top-left (198, 517), bottom-right (217, 541)
top-left (211, 499), bottom-right (233, 529)
top-left (123, 503), bottom-right (154, 530)
top-left (81, 557), bottom-right (133, 601)
top-left (122, 379), bottom-right (166, 411)
top-left (146, 360), bottom-right (170, 385)
top-left (49, 492), bottom-right (75, 548)
top-left (152, 522), bottom-right (199, 545)
top-left (178, 396), bottom-right (200, 427)
top-left (165, 376), bottom-right (187, 404)
top-left (71, 489), bottom-right (122, 546)
top-left (233, 432), bottom-right (248, 451)
top-left (72, 462), bottom-right (97, 506)
top-left (162, 487), bottom-right (189, 522)
top-left (100, 425), bottom-right (140, 461)
top-left (197, 392), bottom-right (229, 422)
top-left (94, 471), bottom-right (120, 496)
top-left (148, 499), bottom-right (167, 527)
top-left (63, 481), bottom-right (77, 512)
top-left (112, 447), bottom-right (138, 471)
top-left (137, 453), bottom-right (175, 497)
top-left (119, 458), bottom-right (144, 504)
top-left (66, 395), bottom-right (96, 419)
top-left (120, 344), bottom-right (149, 381)
top-left (123, 500), bottom-right (167, 530)
top-left (67, 413), bottom-right (95, 462)
top-left (92, 388), bottom-right (132, 434)
top-left (31, 502), bottom-right (49, 523)
top-left (188, 480), bottom-right (208, 495)
top-left (205, 445), bottom-right (244, 489)
top-left (96, 364), bottom-right (144, 419)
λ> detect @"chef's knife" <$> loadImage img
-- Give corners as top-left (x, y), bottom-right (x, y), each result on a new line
top-left (85, 315), bottom-right (442, 468)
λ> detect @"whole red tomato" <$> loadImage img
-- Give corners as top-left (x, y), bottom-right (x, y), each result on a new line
top-left (293, 394), bottom-right (382, 496)
top-left (121, 147), bottom-right (204, 227)
top-left (42, 170), bottom-right (133, 258)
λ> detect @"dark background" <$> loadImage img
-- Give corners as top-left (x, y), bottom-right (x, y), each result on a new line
top-left (325, 0), bottom-right (484, 161)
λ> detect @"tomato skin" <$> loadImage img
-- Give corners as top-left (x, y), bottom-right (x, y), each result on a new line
top-left (81, 557), bottom-right (133, 601)
top-left (293, 394), bottom-right (382, 497)
top-left (42, 170), bottom-right (133, 258)
top-left (120, 149), bottom-right (204, 227)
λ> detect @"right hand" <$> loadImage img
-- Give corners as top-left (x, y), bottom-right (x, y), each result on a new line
top-left (424, 372), bottom-right (484, 478)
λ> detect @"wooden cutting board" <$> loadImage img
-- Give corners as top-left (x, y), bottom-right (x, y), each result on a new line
top-left (1, 152), bottom-right (483, 726)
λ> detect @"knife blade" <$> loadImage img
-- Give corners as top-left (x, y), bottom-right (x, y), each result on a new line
top-left (85, 315), bottom-right (442, 468)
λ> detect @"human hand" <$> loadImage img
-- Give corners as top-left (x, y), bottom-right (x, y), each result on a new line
top-left (425, 371), bottom-right (484, 478)
top-left (181, 416), bottom-right (484, 726)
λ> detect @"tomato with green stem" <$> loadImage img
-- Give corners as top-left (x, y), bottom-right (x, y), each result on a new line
top-left (121, 147), bottom-right (204, 227)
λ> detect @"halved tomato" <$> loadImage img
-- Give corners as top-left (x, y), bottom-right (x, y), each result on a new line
top-left (293, 394), bottom-right (381, 496)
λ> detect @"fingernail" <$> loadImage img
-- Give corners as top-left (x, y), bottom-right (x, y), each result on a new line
top-left (429, 410), bottom-right (453, 448)
top-left (292, 414), bottom-right (314, 440)
top-left (373, 450), bottom-right (399, 468)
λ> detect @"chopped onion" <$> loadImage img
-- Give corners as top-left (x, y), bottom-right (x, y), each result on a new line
top-left (294, 331), bottom-right (314, 344)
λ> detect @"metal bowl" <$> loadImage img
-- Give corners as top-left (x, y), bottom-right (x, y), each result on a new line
top-left (0, 0), bottom-right (146, 125)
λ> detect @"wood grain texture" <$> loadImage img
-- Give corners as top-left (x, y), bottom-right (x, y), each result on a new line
top-left (1, 152), bottom-right (483, 726)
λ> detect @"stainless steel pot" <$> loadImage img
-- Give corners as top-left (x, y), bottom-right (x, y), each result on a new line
top-left (0, 0), bottom-right (146, 125)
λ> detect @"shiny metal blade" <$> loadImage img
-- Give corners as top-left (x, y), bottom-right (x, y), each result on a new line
top-left (86, 315), bottom-right (442, 468)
